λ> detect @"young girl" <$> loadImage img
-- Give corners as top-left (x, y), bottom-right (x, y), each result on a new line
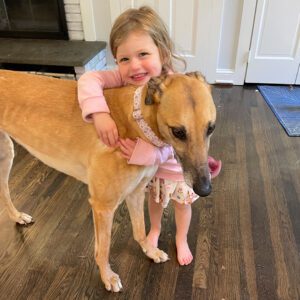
top-left (78, 6), bottom-right (221, 265)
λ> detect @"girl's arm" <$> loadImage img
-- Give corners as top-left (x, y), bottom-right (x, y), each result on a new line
top-left (77, 69), bottom-right (124, 122)
top-left (77, 69), bottom-right (125, 146)
top-left (119, 138), bottom-right (174, 166)
top-left (120, 138), bottom-right (222, 178)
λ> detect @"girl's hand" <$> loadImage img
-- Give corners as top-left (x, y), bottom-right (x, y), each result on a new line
top-left (92, 112), bottom-right (119, 147)
top-left (119, 138), bottom-right (137, 160)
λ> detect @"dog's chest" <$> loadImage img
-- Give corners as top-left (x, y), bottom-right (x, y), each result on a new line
top-left (125, 165), bottom-right (158, 194)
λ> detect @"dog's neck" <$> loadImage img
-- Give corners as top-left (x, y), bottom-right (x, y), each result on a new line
top-left (104, 85), bottom-right (163, 144)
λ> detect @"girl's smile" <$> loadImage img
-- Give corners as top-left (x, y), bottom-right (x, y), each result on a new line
top-left (130, 72), bottom-right (148, 82)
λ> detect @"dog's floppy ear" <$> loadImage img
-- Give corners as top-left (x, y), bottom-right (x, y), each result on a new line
top-left (185, 71), bottom-right (204, 80)
top-left (186, 71), bottom-right (211, 92)
top-left (145, 74), bottom-right (170, 105)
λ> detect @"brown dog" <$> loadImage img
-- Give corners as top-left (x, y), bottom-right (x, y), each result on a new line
top-left (0, 70), bottom-right (216, 292)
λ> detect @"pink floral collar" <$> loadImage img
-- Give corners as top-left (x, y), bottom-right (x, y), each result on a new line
top-left (132, 87), bottom-right (167, 147)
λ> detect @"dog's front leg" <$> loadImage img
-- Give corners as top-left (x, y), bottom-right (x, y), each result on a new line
top-left (0, 131), bottom-right (33, 224)
top-left (125, 180), bottom-right (169, 263)
top-left (90, 199), bottom-right (122, 292)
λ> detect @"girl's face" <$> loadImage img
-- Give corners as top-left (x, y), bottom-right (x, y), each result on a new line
top-left (115, 31), bottom-right (163, 86)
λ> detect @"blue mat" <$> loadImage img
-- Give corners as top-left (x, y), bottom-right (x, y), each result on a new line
top-left (257, 85), bottom-right (300, 136)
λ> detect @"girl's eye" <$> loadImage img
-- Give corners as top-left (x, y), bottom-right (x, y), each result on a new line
top-left (118, 57), bottom-right (129, 63)
top-left (139, 52), bottom-right (149, 57)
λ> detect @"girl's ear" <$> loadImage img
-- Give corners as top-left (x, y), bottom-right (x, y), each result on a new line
top-left (145, 74), bottom-right (170, 105)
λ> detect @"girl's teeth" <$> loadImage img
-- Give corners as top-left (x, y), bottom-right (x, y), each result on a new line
top-left (133, 73), bottom-right (145, 79)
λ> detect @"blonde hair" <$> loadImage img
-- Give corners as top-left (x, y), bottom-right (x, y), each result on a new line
top-left (109, 6), bottom-right (186, 74)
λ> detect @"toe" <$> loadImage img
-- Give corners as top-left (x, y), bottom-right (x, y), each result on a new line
top-left (22, 213), bottom-right (34, 224)
top-left (160, 250), bottom-right (169, 262)
top-left (103, 273), bottom-right (122, 293)
top-left (16, 212), bottom-right (34, 225)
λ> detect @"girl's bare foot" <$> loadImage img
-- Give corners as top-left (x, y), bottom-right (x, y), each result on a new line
top-left (176, 236), bottom-right (193, 265)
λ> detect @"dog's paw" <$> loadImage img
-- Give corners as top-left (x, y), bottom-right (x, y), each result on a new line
top-left (14, 212), bottom-right (34, 225)
top-left (152, 248), bottom-right (169, 263)
top-left (102, 271), bottom-right (123, 292)
top-left (142, 245), bottom-right (169, 263)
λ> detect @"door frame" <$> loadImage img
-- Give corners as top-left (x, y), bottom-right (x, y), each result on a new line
top-left (296, 65), bottom-right (300, 85)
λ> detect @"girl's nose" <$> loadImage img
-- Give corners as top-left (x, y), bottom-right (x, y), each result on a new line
top-left (130, 57), bottom-right (141, 70)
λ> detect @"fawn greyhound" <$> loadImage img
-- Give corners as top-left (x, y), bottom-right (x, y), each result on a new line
top-left (0, 70), bottom-right (216, 292)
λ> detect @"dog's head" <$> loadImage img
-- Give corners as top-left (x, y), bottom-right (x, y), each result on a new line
top-left (146, 72), bottom-right (216, 197)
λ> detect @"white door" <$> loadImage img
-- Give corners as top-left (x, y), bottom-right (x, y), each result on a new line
top-left (109, 0), bottom-right (204, 72)
top-left (245, 0), bottom-right (300, 84)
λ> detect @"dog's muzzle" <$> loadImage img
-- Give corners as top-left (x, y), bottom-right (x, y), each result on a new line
top-left (193, 176), bottom-right (212, 197)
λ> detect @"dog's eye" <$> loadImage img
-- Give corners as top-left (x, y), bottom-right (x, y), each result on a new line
top-left (171, 127), bottom-right (187, 141)
top-left (207, 124), bottom-right (215, 136)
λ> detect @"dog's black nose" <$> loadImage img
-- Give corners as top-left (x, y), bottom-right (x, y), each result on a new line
top-left (193, 177), bottom-right (212, 197)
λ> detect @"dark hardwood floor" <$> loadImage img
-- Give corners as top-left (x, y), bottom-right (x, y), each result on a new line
top-left (0, 85), bottom-right (299, 299)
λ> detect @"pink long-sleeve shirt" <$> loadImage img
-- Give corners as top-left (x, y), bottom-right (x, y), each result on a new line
top-left (78, 69), bottom-right (185, 181)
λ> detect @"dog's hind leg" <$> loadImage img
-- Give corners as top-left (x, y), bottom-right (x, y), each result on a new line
top-left (0, 131), bottom-right (33, 224)
top-left (125, 180), bottom-right (169, 263)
